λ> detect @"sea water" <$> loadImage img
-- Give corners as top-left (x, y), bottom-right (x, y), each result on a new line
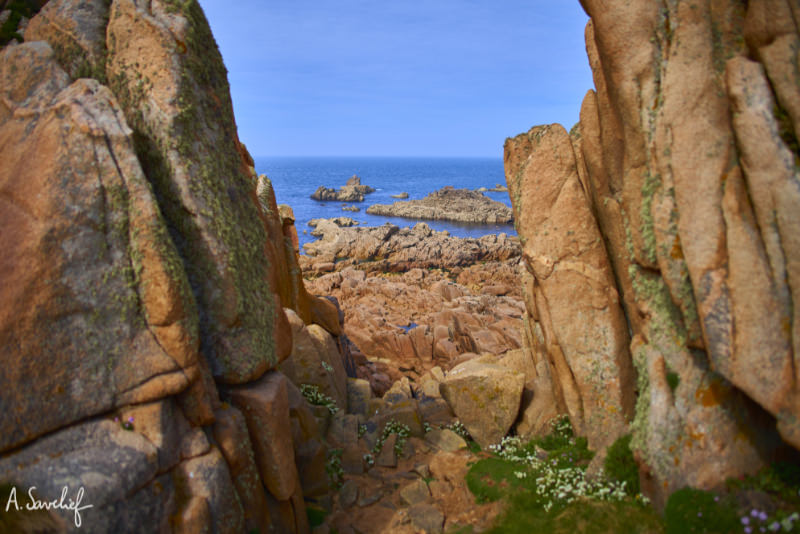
top-left (254, 156), bottom-right (516, 251)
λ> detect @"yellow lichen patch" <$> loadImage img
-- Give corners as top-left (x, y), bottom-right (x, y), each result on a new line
top-left (694, 378), bottom-right (730, 408)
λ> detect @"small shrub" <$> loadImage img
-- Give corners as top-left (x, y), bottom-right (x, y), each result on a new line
top-left (666, 371), bottom-right (680, 393)
top-left (325, 448), bottom-right (344, 490)
top-left (372, 419), bottom-right (410, 456)
top-left (300, 384), bottom-right (338, 414)
top-left (604, 434), bottom-right (640, 495)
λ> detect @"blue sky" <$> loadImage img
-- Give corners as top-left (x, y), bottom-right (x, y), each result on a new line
top-left (197, 1), bottom-right (592, 158)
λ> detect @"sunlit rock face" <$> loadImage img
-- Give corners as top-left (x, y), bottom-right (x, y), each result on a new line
top-left (507, 0), bottom-right (800, 507)
top-left (0, 1), bottom-right (350, 531)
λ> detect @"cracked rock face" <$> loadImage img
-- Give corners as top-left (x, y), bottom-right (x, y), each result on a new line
top-left (508, 0), bottom-right (800, 507)
top-left (0, 41), bottom-right (200, 452)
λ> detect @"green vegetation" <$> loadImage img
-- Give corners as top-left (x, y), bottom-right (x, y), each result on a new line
top-left (300, 384), bottom-right (339, 415)
top-left (372, 419), bottom-right (411, 456)
top-left (604, 434), bottom-right (640, 496)
top-left (0, 0), bottom-right (40, 46)
top-left (464, 414), bottom-right (800, 533)
top-left (466, 416), bottom-right (654, 532)
top-left (325, 448), bottom-right (344, 490)
top-left (664, 488), bottom-right (739, 534)
top-left (666, 370), bottom-right (680, 393)
top-left (726, 461), bottom-right (800, 533)
top-left (306, 504), bottom-right (328, 528)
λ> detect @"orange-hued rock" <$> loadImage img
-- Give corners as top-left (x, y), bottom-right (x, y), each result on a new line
top-left (226, 372), bottom-right (300, 502)
top-left (279, 308), bottom-right (348, 410)
top-left (505, 124), bottom-right (635, 452)
top-left (106, 0), bottom-right (278, 384)
top-left (440, 359), bottom-right (525, 448)
top-left (24, 0), bottom-right (108, 80)
top-left (212, 405), bottom-right (272, 534)
top-left (0, 42), bottom-right (199, 452)
top-left (173, 447), bottom-right (246, 534)
top-left (506, 0), bottom-right (800, 507)
top-left (305, 265), bottom-right (525, 380)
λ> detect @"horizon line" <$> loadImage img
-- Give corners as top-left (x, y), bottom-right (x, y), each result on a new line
top-left (251, 154), bottom-right (504, 160)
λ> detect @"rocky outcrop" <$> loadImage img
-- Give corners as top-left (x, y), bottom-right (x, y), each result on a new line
top-left (305, 265), bottom-right (526, 387)
top-left (309, 216), bottom-right (359, 228)
top-left (311, 174), bottom-right (375, 202)
top-left (366, 186), bottom-right (514, 225)
top-left (301, 219), bottom-right (520, 274)
top-left (507, 0), bottom-right (800, 507)
top-left (0, 1), bottom-right (351, 532)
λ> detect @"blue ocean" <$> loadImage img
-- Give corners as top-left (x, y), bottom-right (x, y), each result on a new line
top-left (254, 157), bottom-right (516, 250)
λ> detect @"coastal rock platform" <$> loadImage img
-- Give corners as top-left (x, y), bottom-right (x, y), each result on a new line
top-left (366, 186), bottom-right (513, 224)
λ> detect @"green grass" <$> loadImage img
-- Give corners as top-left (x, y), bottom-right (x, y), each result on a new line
top-left (664, 488), bottom-right (740, 534)
top-left (466, 457), bottom-right (522, 503)
top-left (306, 505), bottom-right (327, 528)
top-left (465, 416), bottom-right (659, 533)
top-left (487, 498), bottom-right (663, 534)
top-left (604, 434), bottom-right (640, 495)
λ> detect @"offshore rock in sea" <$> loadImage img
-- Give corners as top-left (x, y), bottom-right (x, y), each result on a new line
top-left (366, 185), bottom-right (513, 225)
top-left (311, 174), bottom-right (375, 202)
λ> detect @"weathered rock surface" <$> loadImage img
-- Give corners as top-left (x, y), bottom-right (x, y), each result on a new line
top-left (106, 0), bottom-right (281, 384)
top-left (0, 2), bottom-right (348, 532)
top-left (301, 219), bottom-right (520, 274)
top-left (506, 0), bottom-right (800, 506)
top-left (306, 266), bottom-right (525, 382)
top-left (366, 186), bottom-right (513, 225)
top-left (0, 41), bottom-right (200, 452)
top-left (439, 359), bottom-right (525, 448)
top-left (505, 124), bottom-right (635, 453)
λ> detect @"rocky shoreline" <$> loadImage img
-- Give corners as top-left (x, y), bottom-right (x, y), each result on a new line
top-left (300, 218), bottom-right (520, 274)
top-left (366, 186), bottom-right (513, 225)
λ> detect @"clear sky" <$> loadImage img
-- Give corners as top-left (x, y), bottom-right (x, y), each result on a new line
top-left (197, 1), bottom-right (592, 158)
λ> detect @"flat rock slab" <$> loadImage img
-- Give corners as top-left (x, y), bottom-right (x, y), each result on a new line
top-left (366, 186), bottom-right (513, 225)
top-left (400, 479), bottom-right (431, 506)
top-left (424, 429), bottom-right (467, 452)
top-left (408, 504), bottom-right (444, 534)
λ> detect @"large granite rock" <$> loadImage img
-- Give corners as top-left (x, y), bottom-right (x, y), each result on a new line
top-left (366, 185), bottom-right (513, 224)
top-left (279, 309), bottom-right (349, 411)
top-left (0, 41), bottom-right (200, 452)
top-left (226, 372), bottom-right (300, 502)
top-left (440, 359), bottom-right (525, 448)
top-left (505, 124), bottom-right (635, 452)
top-left (106, 0), bottom-right (280, 384)
top-left (506, 0), bottom-right (800, 507)
top-left (0, 2), bottom-right (343, 532)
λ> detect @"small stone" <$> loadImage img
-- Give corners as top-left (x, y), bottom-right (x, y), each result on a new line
top-left (400, 438), bottom-right (415, 459)
top-left (357, 489), bottom-right (383, 507)
top-left (347, 378), bottom-right (372, 416)
top-left (339, 480), bottom-right (359, 508)
top-left (341, 444), bottom-right (365, 475)
top-left (408, 504), bottom-right (444, 534)
top-left (327, 413), bottom-right (360, 446)
top-left (376, 434), bottom-right (398, 467)
top-left (399, 479), bottom-right (431, 506)
top-left (412, 464), bottom-right (431, 479)
top-left (424, 429), bottom-right (467, 452)
top-left (428, 480), bottom-right (451, 500)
